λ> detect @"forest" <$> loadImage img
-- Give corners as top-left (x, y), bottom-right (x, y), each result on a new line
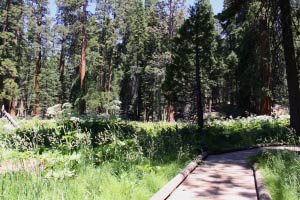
top-left (1, 0), bottom-right (300, 199)
top-left (1, 0), bottom-right (299, 133)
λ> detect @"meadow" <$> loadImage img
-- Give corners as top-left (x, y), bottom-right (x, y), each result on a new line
top-left (0, 116), bottom-right (295, 199)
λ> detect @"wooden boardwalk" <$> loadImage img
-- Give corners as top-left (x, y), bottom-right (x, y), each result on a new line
top-left (152, 146), bottom-right (300, 200)
top-left (167, 149), bottom-right (260, 200)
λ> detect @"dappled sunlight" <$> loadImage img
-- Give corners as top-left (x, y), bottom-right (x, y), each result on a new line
top-left (168, 150), bottom-right (259, 200)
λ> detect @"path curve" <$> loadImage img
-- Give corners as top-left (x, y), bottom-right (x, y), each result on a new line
top-left (166, 146), bottom-right (300, 200)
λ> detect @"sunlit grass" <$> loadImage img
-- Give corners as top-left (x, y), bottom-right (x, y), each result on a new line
top-left (0, 116), bottom-right (296, 199)
top-left (0, 160), bottom-right (188, 200)
top-left (256, 150), bottom-right (300, 200)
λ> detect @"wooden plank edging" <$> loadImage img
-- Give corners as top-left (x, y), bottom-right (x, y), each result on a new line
top-left (150, 152), bottom-right (208, 200)
top-left (253, 163), bottom-right (272, 200)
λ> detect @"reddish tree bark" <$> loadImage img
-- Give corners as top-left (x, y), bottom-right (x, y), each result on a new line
top-left (17, 99), bottom-right (24, 117)
top-left (79, 1), bottom-right (87, 90)
top-left (259, 17), bottom-right (272, 115)
top-left (9, 100), bottom-right (16, 116)
top-left (78, 1), bottom-right (87, 115)
top-left (166, 102), bottom-right (175, 123)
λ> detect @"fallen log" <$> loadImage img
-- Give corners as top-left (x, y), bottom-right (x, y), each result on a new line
top-left (1, 105), bottom-right (20, 128)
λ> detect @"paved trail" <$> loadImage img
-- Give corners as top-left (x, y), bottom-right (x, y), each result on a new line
top-left (167, 146), bottom-right (300, 200)
top-left (167, 149), bottom-right (260, 200)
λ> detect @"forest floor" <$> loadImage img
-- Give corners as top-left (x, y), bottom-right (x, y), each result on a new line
top-left (164, 146), bottom-right (300, 200)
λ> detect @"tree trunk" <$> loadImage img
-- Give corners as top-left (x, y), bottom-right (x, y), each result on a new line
top-left (166, 102), bottom-right (175, 123)
top-left (1, 0), bottom-right (14, 115)
top-left (107, 54), bottom-right (113, 113)
top-left (136, 76), bottom-right (143, 121)
top-left (99, 65), bottom-right (103, 92)
top-left (259, 17), bottom-right (272, 115)
top-left (80, 1), bottom-right (87, 90)
top-left (78, 99), bottom-right (86, 115)
top-left (98, 63), bottom-right (104, 113)
top-left (33, 24), bottom-right (42, 116)
top-left (158, 90), bottom-right (162, 121)
top-left (17, 99), bottom-right (24, 117)
top-left (195, 45), bottom-right (204, 135)
top-left (3, 99), bottom-right (10, 114)
top-left (78, 1), bottom-right (87, 115)
top-left (3, 0), bottom-right (11, 32)
top-left (59, 35), bottom-right (66, 103)
top-left (279, 0), bottom-right (300, 134)
top-left (9, 100), bottom-right (16, 116)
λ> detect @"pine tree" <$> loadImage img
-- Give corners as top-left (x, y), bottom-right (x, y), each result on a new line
top-left (143, 0), bottom-right (169, 121)
top-left (95, 0), bottom-right (120, 113)
top-left (0, 0), bottom-right (24, 115)
top-left (164, 0), bottom-right (216, 129)
top-left (188, 0), bottom-right (216, 133)
top-left (56, 0), bottom-right (71, 104)
top-left (119, 0), bottom-right (147, 120)
top-left (160, 0), bottom-right (186, 122)
top-left (26, 0), bottom-right (49, 116)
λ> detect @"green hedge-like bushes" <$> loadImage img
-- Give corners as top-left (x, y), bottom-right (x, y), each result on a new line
top-left (1, 119), bottom-right (200, 163)
top-left (204, 116), bottom-right (293, 152)
top-left (1, 116), bottom-right (295, 159)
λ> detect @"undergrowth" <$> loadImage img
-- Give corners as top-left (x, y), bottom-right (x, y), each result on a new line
top-left (255, 150), bottom-right (300, 200)
top-left (0, 115), bottom-right (297, 199)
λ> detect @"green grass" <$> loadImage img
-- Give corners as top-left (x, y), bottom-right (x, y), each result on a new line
top-left (0, 119), bottom-right (195, 200)
top-left (255, 150), bottom-right (300, 200)
top-left (0, 160), bottom-right (188, 200)
top-left (0, 116), bottom-right (297, 199)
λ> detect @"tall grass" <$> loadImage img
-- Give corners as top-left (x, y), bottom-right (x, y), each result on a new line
top-left (0, 120), bottom-right (196, 199)
top-left (255, 150), bottom-right (300, 200)
top-left (0, 116), bottom-right (296, 199)
top-left (0, 160), bottom-right (189, 200)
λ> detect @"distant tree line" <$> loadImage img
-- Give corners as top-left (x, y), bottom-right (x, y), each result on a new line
top-left (0, 0), bottom-right (299, 134)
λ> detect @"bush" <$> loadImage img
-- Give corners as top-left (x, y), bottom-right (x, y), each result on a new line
top-left (1, 116), bottom-right (294, 156)
top-left (203, 116), bottom-right (293, 152)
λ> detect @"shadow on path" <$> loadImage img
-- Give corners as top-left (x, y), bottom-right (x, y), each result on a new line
top-left (168, 149), bottom-right (260, 200)
top-left (167, 146), bottom-right (300, 200)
